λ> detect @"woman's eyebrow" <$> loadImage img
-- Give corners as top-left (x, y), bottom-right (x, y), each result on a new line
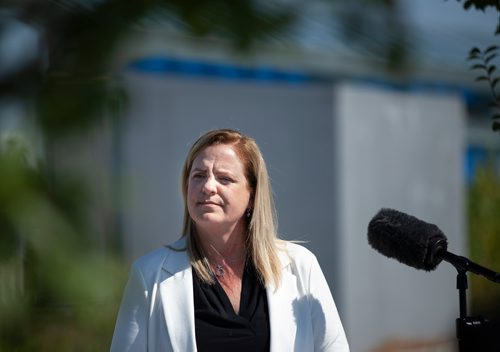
top-left (215, 168), bottom-right (239, 176)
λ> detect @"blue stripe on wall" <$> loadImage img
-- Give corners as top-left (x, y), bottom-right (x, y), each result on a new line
top-left (127, 56), bottom-right (318, 84)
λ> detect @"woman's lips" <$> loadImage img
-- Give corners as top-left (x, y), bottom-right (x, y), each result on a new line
top-left (198, 200), bottom-right (220, 206)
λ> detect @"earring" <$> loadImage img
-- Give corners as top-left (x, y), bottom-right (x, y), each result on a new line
top-left (246, 208), bottom-right (252, 218)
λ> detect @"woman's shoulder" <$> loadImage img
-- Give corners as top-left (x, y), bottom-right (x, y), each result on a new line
top-left (282, 240), bottom-right (315, 256)
top-left (132, 237), bottom-right (188, 272)
top-left (278, 240), bottom-right (318, 267)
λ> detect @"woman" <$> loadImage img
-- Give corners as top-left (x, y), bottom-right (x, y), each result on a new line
top-left (111, 129), bottom-right (349, 351)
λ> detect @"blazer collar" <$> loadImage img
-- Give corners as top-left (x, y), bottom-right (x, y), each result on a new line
top-left (161, 237), bottom-right (189, 274)
top-left (159, 237), bottom-right (197, 351)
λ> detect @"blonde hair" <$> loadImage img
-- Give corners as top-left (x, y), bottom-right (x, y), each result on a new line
top-left (181, 129), bottom-right (283, 287)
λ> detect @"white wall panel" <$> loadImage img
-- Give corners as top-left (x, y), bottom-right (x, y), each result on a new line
top-left (335, 82), bottom-right (466, 350)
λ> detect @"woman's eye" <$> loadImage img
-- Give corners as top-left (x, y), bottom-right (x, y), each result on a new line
top-left (192, 173), bottom-right (205, 179)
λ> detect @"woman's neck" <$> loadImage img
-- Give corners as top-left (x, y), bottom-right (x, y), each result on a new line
top-left (196, 222), bottom-right (247, 258)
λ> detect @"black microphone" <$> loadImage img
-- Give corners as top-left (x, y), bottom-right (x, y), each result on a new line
top-left (369, 208), bottom-right (500, 351)
top-left (368, 208), bottom-right (500, 282)
top-left (367, 208), bottom-right (447, 271)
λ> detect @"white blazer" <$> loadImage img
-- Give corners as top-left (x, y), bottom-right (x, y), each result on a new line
top-left (110, 238), bottom-right (349, 352)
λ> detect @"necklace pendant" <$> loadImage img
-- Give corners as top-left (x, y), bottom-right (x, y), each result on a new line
top-left (215, 264), bottom-right (225, 278)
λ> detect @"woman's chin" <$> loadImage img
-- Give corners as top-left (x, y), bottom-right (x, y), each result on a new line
top-left (194, 214), bottom-right (223, 227)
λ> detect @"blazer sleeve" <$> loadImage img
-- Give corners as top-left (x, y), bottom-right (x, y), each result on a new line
top-left (308, 255), bottom-right (349, 352)
top-left (110, 263), bottom-right (149, 352)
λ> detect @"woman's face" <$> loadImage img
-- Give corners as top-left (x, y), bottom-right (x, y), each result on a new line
top-left (187, 144), bottom-right (252, 234)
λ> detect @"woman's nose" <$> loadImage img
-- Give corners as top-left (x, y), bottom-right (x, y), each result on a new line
top-left (202, 176), bottom-right (217, 194)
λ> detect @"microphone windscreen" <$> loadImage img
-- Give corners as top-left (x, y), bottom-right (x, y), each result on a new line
top-left (368, 208), bottom-right (448, 271)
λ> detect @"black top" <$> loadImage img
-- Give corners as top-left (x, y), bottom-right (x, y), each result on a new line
top-left (192, 261), bottom-right (270, 352)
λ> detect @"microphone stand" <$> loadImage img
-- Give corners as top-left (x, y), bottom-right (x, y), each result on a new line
top-left (440, 251), bottom-right (500, 351)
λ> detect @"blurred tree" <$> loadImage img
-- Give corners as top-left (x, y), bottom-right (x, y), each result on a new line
top-left (452, 0), bottom-right (500, 133)
top-left (468, 162), bottom-right (500, 319)
top-left (468, 45), bottom-right (500, 132)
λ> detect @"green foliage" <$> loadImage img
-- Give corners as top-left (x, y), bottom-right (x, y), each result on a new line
top-left (455, 0), bottom-right (500, 34)
top-left (459, 0), bottom-right (500, 11)
top-left (468, 162), bottom-right (500, 318)
top-left (452, 0), bottom-right (500, 133)
top-left (468, 45), bottom-right (500, 132)
top-left (0, 136), bottom-right (128, 351)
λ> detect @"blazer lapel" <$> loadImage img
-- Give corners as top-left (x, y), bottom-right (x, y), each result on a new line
top-left (267, 248), bottom-right (298, 352)
top-left (159, 240), bottom-right (197, 352)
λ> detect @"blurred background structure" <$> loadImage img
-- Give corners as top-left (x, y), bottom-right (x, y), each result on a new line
top-left (0, 0), bottom-right (499, 351)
